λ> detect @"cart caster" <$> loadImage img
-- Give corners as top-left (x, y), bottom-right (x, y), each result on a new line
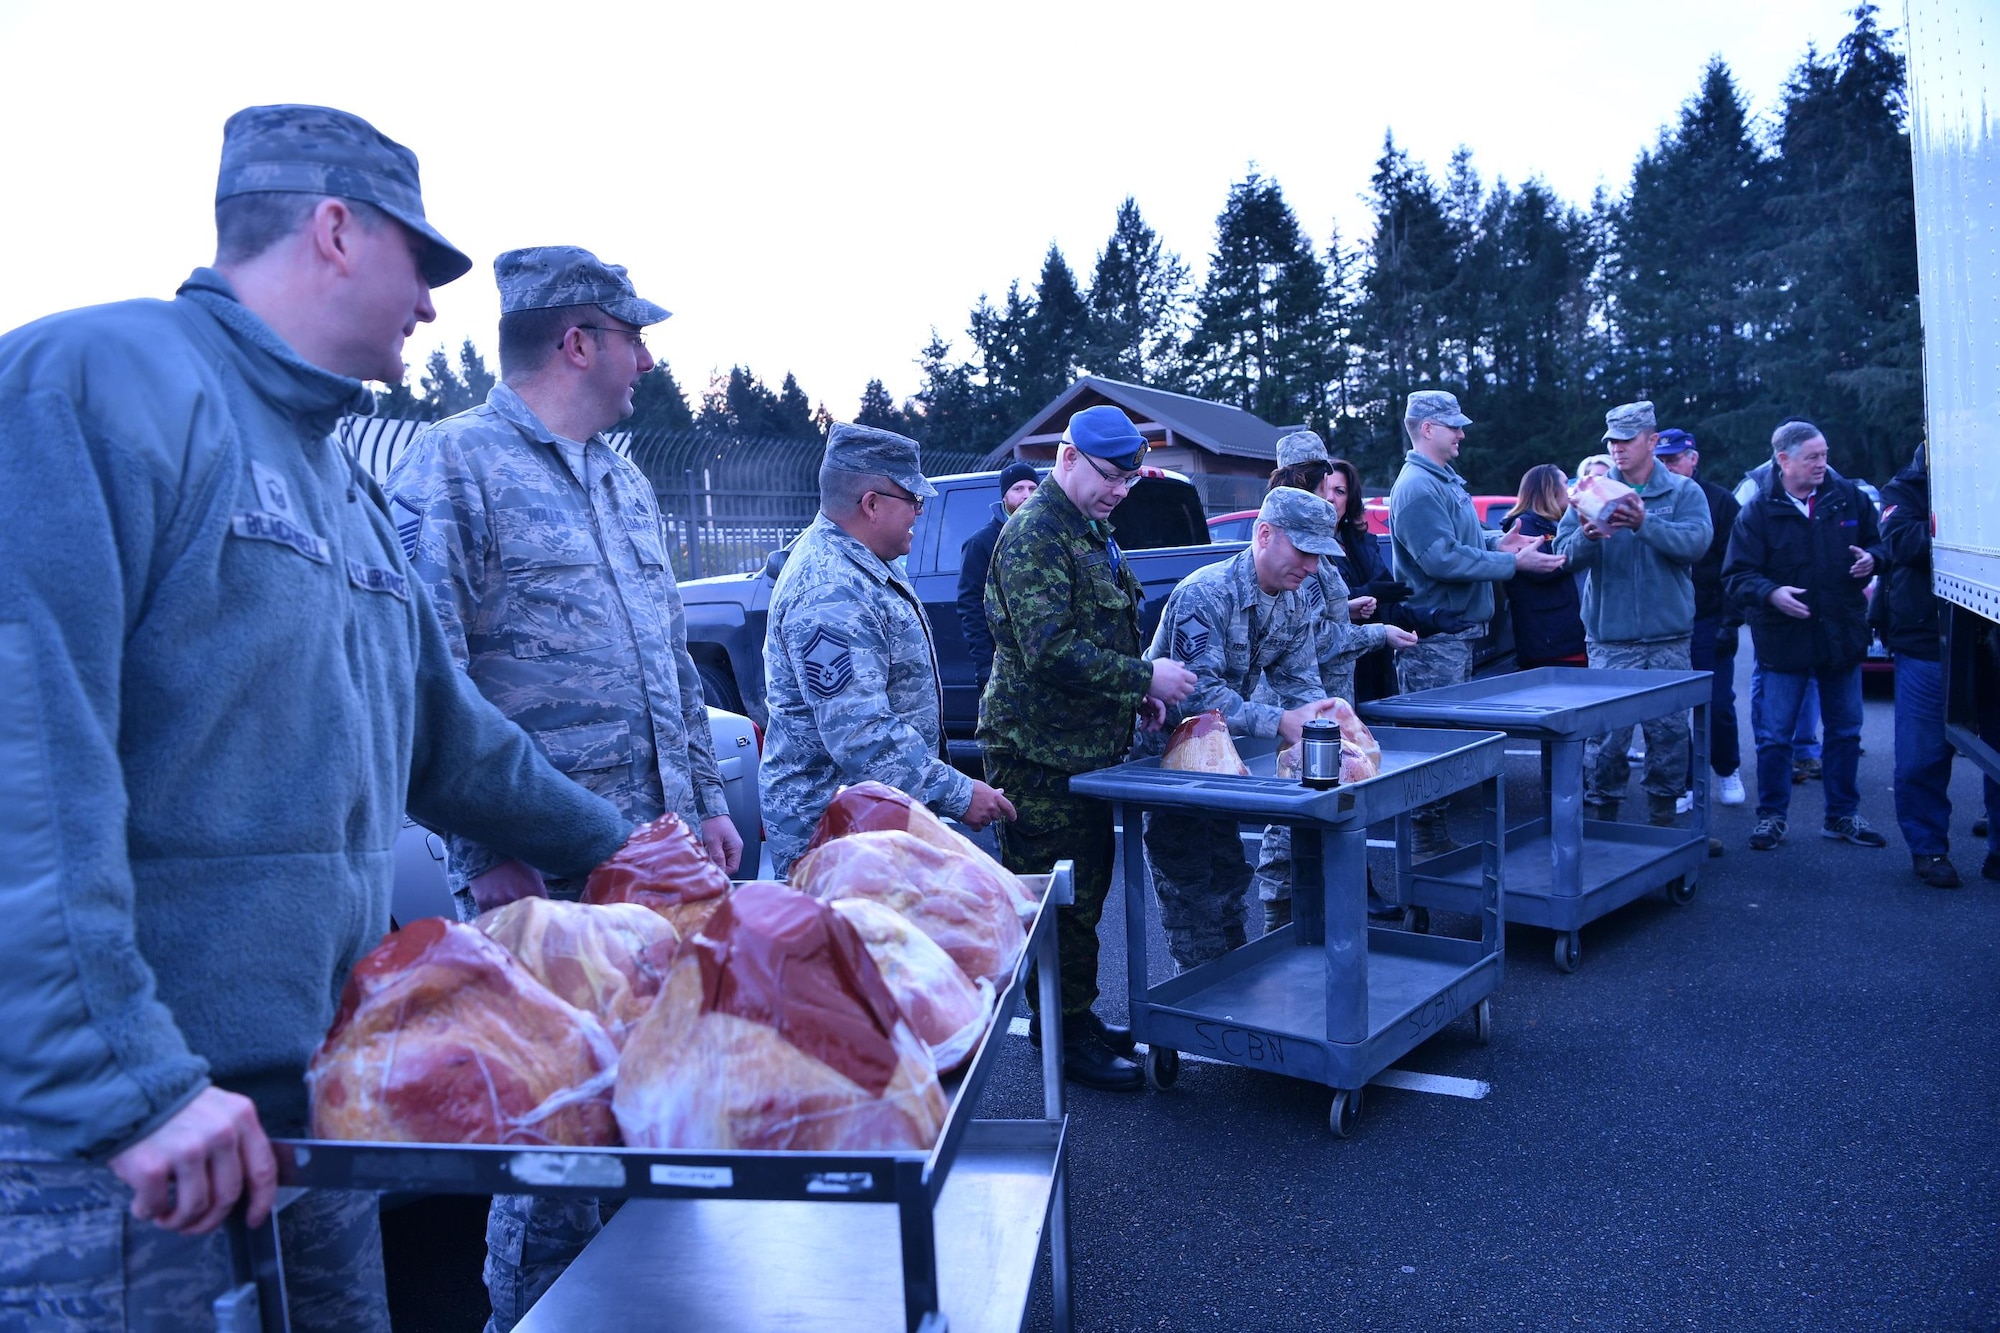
top-left (1666, 874), bottom-right (1697, 906)
top-left (1329, 1088), bottom-right (1363, 1138)
top-left (1473, 998), bottom-right (1493, 1045)
top-left (1401, 907), bottom-right (1430, 934)
top-left (1143, 1045), bottom-right (1180, 1092)
top-left (1553, 931), bottom-right (1581, 974)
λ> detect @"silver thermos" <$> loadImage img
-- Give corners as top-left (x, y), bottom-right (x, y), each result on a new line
top-left (1299, 718), bottom-right (1341, 790)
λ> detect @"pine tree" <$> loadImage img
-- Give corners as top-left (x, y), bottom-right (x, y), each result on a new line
top-left (627, 363), bottom-right (694, 434)
top-left (772, 372), bottom-right (818, 440)
top-left (457, 340), bottom-right (496, 406)
top-left (910, 331), bottom-right (984, 454)
top-left (1351, 136), bottom-right (1462, 466)
top-left (419, 345), bottom-right (473, 418)
top-left (1014, 245), bottom-right (1090, 410)
top-left (374, 367), bottom-right (431, 420)
top-left (1084, 198), bottom-right (1191, 387)
top-left (855, 379), bottom-right (911, 435)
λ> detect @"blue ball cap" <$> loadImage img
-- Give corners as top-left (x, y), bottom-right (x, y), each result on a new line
top-left (1653, 428), bottom-right (1697, 457)
top-left (1061, 405), bottom-right (1147, 471)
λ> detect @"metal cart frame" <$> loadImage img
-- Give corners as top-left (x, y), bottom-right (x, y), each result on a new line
top-left (223, 867), bottom-right (1077, 1333)
top-left (1362, 668), bottom-right (1712, 973)
top-left (1071, 727), bottom-right (1507, 1136)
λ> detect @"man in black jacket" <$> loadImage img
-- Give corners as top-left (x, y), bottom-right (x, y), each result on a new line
top-left (1881, 444), bottom-right (2000, 886)
top-left (1657, 429), bottom-right (1746, 812)
top-left (958, 461), bottom-right (1039, 691)
top-left (1723, 420), bottom-right (1889, 852)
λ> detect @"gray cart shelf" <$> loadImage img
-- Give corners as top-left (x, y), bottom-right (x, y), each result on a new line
top-left (226, 867), bottom-right (1077, 1333)
top-left (1070, 727), bottom-right (1507, 1136)
top-left (1362, 668), bottom-right (1712, 973)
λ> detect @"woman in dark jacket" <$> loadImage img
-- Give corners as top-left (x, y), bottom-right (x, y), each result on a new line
top-left (1320, 458), bottom-right (1402, 700)
top-left (1502, 463), bottom-right (1587, 668)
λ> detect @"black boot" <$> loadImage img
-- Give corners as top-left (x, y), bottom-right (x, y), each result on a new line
top-left (1029, 1008), bottom-right (1136, 1059)
top-left (1061, 1032), bottom-right (1144, 1092)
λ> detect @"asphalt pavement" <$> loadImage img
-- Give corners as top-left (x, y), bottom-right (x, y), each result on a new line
top-left (384, 657), bottom-right (2000, 1330)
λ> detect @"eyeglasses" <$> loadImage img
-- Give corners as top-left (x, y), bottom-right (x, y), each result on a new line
top-left (1076, 449), bottom-right (1145, 491)
top-left (563, 325), bottom-right (649, 353)
top-left (868, 486), bottom-right (926, 515)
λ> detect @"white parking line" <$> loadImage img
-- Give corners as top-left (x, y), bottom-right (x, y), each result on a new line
top-left (1007, 1018), bottom-right (1491, 1099)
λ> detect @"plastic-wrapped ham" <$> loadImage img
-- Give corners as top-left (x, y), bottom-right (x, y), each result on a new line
top-left (1330, 698), bottom-right (1382, 774)
top-left (613, 881), bottom-right (947, 1151)
top-left (1572, 473), bottom-right (1637, 524)
top-left (1162, 710), bottom-right (1249, 775)
top-left (583, 812), bottom-right (732, 936)
top-left (474, 898), bottom-right (680, 1048)
top-left (830, 898), bottom-right (994, 1074)
top-left (1340, 737), bottom-right (1379, 784)
top-left (791, 830), bottom-right (1028, 988)
top-left (308, 918), bottom-right (618, 1146)
top-left (805, 781), bottom-right (1038, 920)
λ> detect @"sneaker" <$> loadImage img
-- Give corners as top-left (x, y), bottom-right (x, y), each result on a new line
top-left (1823, 814), bottom-right (1887, 848)
top-left (1627, 738), bottom-right (1646, 761)
top-left (1676, 790), bottom-right (1694, 815)
top-left (1793, 756), bottom-right (1822, 783)
top-left (1912, 854), bottom-right (1962, 888)
top-left (1717, 773), bottom-right (1747, 806)
top-left (1749, 816), bottom-right (1787, 851)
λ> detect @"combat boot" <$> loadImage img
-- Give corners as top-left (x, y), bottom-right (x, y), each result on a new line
top-left (1587, 799), bottom-right (1621, 824)
top-left (1648, 792), bottom-right (1681, 828)
top-left (1263, 898), bottom-right (1293, 933)
top-left (1409, 816), bottom-right (1458, 859)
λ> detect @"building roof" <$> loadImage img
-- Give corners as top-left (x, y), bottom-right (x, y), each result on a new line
top-left (984, 376), bottom-right (1292, 466)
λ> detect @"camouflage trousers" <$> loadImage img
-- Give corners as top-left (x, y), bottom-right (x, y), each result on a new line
top-left (484, 1194), bottom-right (600, 1333)
top-left (1142, 813), bottom-right (1250, 972)
top-left (0, 1155), bottom-right (385, 1332)
top-left (1395, 628), bottom-right (1479, 822)
top-left (1583, 638), bottom-right (1693, 806)
top-left (989, 751), bottom-right (1116, 1017)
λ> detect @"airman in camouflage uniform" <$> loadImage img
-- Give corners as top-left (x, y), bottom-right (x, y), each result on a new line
top-left (981, 405), bottom-right (1196, 1091)
top-left (762, 424), bottom-right (998, 878)
top-left (390, 246), bottom-right (728, 1333)
top-left (1141, 487), bottom-right (1343, 969)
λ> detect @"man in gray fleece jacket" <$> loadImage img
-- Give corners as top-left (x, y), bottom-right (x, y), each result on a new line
top-left (0, 106), bottom-right (633, 1330)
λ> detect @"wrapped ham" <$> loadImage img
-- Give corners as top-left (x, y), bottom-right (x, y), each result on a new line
top-left (1162, 710), bottom-right (1249, 775)
top-left (1330, 698), bottom-right (1382, 774)
top-left (831, 898), bottom-right (994, 1073)
top-left (614, 881), bottom-right (947, 1151)
top-left (805, 781), bottom-right (1038, 920)
top-left (1340, 737), bottom-right (1379, 785)
top-left (309, 918), bottom-right (618, 1147)
top-left (1572, 473), bottom-right (1637, 524)
top-left (792, 830), bottom-right (1028, 988)
top-left (475, 898), bottom-right (680, 1048)
top-left (583, 812), bottom-right (732, 936)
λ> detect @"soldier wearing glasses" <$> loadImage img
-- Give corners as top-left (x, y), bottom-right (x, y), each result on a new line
top-left (981, 406), bottom-right (1198, 1091)
top-left (761, 424), bottom-right (1016, 877)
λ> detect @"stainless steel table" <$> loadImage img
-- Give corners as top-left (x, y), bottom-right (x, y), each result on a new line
top-left (231, 868), bottom-right (1076, 1333)
top-left (1363, 668), bottom-right (1712, 972)
top-left (1070, 727), bottom-right (1507, 1137)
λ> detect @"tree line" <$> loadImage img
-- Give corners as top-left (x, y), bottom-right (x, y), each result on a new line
top-left (381, 4), bottom-right (1917, 493)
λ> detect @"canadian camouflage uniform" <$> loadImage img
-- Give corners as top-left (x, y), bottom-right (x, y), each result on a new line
top-left (1252, 560), bottom-right (1389, 904)
top-left (1140, 548), bottom-right (1323, 970)
top-left (763, 514), bottom-right (972, 878)
top-left (980, 480), bottom-right (1151, 1016)
top-left (391, 381), bottom-right (725, 1331)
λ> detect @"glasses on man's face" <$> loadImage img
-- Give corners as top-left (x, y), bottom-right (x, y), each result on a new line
top-left (1078, 450), bottom-right (1145, 491)
top-left (869, 486), bottom-right (926, 516)
top-left (563, 325), bottom-right (649, 354)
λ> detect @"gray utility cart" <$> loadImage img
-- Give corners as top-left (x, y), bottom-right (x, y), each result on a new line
top-left (1070, 727), bottom-right (1507, 1137)
top-left (223, 867), bottom-right (1078, 1333)
top-left (1362, 668), bottom-right (1712, 974)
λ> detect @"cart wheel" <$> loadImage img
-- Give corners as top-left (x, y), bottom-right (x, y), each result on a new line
top-left (1473, 998), bottom-right (1494, 1045)
top-left (1401, 907), bottom-right (1431, 934)
top-left (1144, 1045), bottom-right (1180, 1092)
top-left (1329, 1088), bottom-right (1362, 1138)
top-left (1553, 931), bottom-right (1581, 974)
top-left (1667, 874), bottom-right (1697, 906)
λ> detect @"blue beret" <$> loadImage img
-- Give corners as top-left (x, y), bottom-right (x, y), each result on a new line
top-left (1061, 405), bottom-right (1147, 470)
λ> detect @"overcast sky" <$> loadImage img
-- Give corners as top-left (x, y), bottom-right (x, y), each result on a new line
top-left (0, 1), bottom-right (1867, 413)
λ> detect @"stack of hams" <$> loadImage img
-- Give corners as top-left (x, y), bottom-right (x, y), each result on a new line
top-left (308, 785), bottom-right (1036, 1154)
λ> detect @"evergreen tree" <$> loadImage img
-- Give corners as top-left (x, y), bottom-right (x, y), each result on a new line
top-left (1014, 245), bottom-right (1090, 410)
top-left (627, 362), bottom-right (694, 434)
top-left (1084, 198), bottom-right (1191, 387)
top-left (772, 372), bottom-right (819, 439)
top-left (373, 367), bottom-right (430, 420)
top-left (1351, 136), bottom-right (1462, 468)
top-left (910, 331), bottom-right (985, 454)
top-left (457, 339), bottom-right (496, 406)
top-left (855, 378), bottom-right (913, 435)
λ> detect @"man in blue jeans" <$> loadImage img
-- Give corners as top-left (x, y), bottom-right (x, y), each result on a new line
top-left (1879, 444), bottom-right (2000, 885)
top-left (1722, 420), bottom-right (1889, 851)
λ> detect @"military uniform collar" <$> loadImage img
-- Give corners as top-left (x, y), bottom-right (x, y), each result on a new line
top-left (486, 382), bottom-right (606, 479)
top-left (175, 267), bottom-right (372, 433)
top-left (1228, 545), bottom-right (1263, 601)
top-left (1406, 450), bottom-right (1467, 488)
top-left (810, 512), bottom-right (907, 587)
top-left (1624, 460), bottom-right (1675, 497)
top-left (1034, 473), bottom-right (1111, 543)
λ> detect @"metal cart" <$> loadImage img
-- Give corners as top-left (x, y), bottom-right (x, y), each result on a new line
top-left (1070, 727), bottom-right (1507, 1137)
top-left (224, 866), bottom-right (1077, 1333)
top-left (1362, 668), bottom-right (1712, 973)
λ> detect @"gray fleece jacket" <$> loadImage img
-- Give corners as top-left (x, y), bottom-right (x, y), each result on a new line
top-left (1554, 459), bottom-right (1711, 644)
top-left (0, 271), bottom-right (630, 1158)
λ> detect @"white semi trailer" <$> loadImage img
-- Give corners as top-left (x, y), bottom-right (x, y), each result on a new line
top-left (1906, 0), bottom-right (2000, 779)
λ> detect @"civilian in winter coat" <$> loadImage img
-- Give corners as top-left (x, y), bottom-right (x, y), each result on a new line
top-left (1501, 464), bottom-right (1586, 668)
top-left (956, 461), bottom-right (1039, 691)
top-left (1722, 420), bottom-right (1889, 852)
top-left (1879, 444), bottom-right (2000, 886)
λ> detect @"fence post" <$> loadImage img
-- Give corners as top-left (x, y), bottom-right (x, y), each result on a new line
top-left (683, 469), bottom-right (705, 580)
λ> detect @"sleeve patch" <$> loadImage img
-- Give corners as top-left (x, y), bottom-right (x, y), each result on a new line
top-left (800, 626), bottom-right (855, 699)
top-left (391, 493), bottom-right (423, 561)
top-left (1173, 624), bottom-right (1210, 663)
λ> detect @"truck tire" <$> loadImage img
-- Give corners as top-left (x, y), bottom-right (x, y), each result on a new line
top-left (696, 659), bottom-right (745, 714)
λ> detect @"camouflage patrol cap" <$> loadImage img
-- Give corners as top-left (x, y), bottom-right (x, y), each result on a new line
top-left (215, 104), bottom-right (471, 287)
top-left (1405, 390), bottom-right (1472, 429)
top-left (1256, 486), bottom-right (1344, 557)
top-left (1275, 430), bottom-right (1330, 468)
top-left (493, 246), bottom-right (671, 326)
top-left (823, 422), bottom-right (937, 500)
top-left (1603, 400), bottom-right (1657, 441)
